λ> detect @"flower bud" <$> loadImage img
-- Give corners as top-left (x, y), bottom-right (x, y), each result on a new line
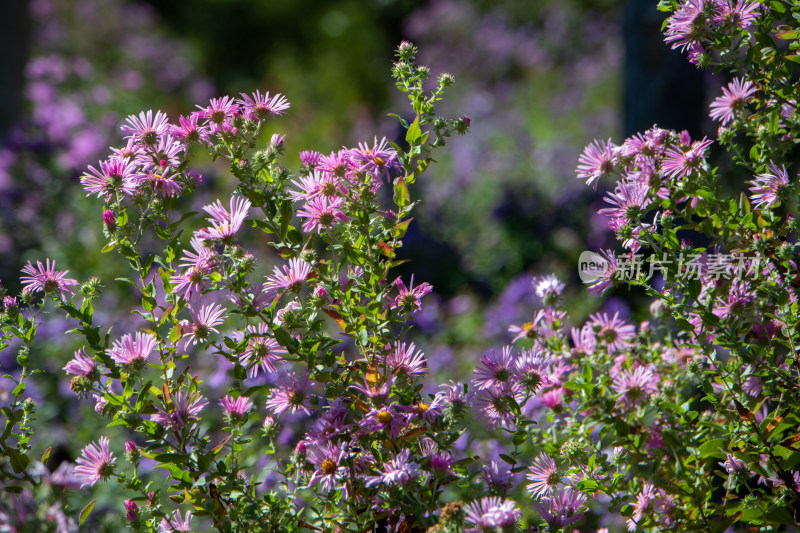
top-left (125, 441), bottom-right (141, 464)
top-left (124, 499), bottom-right (139, 523)
top-left (17, 346), bottom-right (30, 367)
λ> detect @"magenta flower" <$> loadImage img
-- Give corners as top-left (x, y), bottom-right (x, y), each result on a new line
top-left (238, 323), bottom-right (287, 378)
top-left (534, 487), bottom-right (587, 529)
top-left (391, 275), bottom-right (433, 312)
top-left (508, 310), bottom-right (546, 342)
top-left (289, 170), bottom-right (343, 202)
top-left (297, 195), bottom-right (348, 234)
top-left (196, 96), bottom-right (240, 131)
top-left (576, 138), bottom-right (617, 188)
top-left (463, 497), bottom-right (521, 533)
top-left (584, 249), bottom-right (618, 297)
top-left (108, 331), bottom-right (157, 369)
top-left (473, 346), bottom-right (517, 392)
top-left (264, 258), bottom-right (312, 297)
top-left (749, 163), bottom-right (790, 210)
top-left (526, 452), bottom-right (561, 500)
top-left (265, 372), bottom-right (316, 417)
top-left (348, 136), bottom-right (401, 180)
top-left (151, 391), bottom-right (208, 430)
top-left (720, 453), bottom-right (749, 474)
top-left (513, 349), bottom-right (550, 395)
top-left (709, 78), bottom-right (757, 125)
top-left (63, 347), bottom-right (96, 377)
top-left (136, 170), bottom-right (183, 198)
top-left (238, 90), bottom-right (290, 121)
top-left (307, 443), bottom-right (348, 493)
top-left (364, 449), bottom-right (419, 488)
top-left (474, 387), bottom-right (518, 430)
top-left (661, 138), bottom-right (713, 181)
top-left (599, 180), bottom-right (652, 224)
top-left (220, 395), bottom-right (254, 420)
top-left (159, 509), bottom-right (193, 532)
top-left (121, 109), bottom-right (171, 146)
top-left (359, 405), bottom-right (408, 439)
top-left (74, 436), bottom-right (116, 488)
top-left (612, 365), bottom-right (660, 409)
top-left (386, 342), bottom-right (428, 377)
top-left (714, 0), bottom-right (760, 29)
top-left (663, 0), bottom-right (709, 52)
top-left (171, 112), bottom-right (210, 145)
top-left (317, 149), bottom-right (353, 178)
top-left (196, 196), bottom-right (252, 242)
top-left (20, 259), bottom-right (79, 300)
top-left (627, 483), bottom-right (657, 531)
top-left (181, 303), bottom-right (226, 346)
top-left (80, 157), bottom-right (138, 200)
top-left (481, 460), bottom-right (513, 490)
top-left (589, 312), bottom-right (635, 353)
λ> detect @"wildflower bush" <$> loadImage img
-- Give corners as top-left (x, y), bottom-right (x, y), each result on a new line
top-left (2, 1), bottom-right (800, 532)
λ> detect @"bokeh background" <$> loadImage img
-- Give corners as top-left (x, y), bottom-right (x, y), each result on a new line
top-left (0, 0), bottom-right (716, 528)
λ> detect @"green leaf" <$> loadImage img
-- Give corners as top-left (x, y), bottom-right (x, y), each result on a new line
top-left (697, 438), bottom-right (727, 459)
top-left (498, 453), bottom-right (516, 466)
top-left (80, 499), bottom-right (96, 525)
top-left (393, 177), bottom-right (410, 208)
top-left (7, 448), bottom-right (30, 473)
top-left (405, 117), bottom-right (421, 144)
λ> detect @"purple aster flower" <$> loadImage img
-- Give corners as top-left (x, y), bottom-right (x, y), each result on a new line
top-left (171, 112), bottom-right (210, 145)
top-left (589, 312), bottom-right (635, 353)
top-left (239, 323), bottom-right (287, 378)
top-left (742, 374), bottom-right (762, 398)
top-left (151, 390), bottom-right (208, 430)
top-left (534, 487), bottom-right (586, 528)
top-left (437, 381), bottom-right (474, 415)
top-left (598, 180), bottom-right (652, 224)
top-left (196, 96), bottom-right (240, 131)
top-left (386, 342), bottom-right (428, 377)
top-left (585, 249), bottom-right (619, 297)
top-left (350, 373), bottom-right (395, 404)
top-left (463, 497), bottom-right (521, 533)
top-left (64, 348), bottom-right (96, 377)
top-left (300, 150), bottom-right (322, 168)
top-left (481, 460), bottom-right (513, 491)
top-left (663, 0), bottom-right (710, 52)
top-left (124, 500), bottom-right (138, 523)
top-left (80, 156), bottom-right (138, 200)
top-left (661, 138), bottom-right (713, 181)
top-left (709, 78), bottom-right (757, 125)
top-left (121, 109), bottom-right (171, 146)
top-left (508, 310), bottom-right (546, 343)
top-left (473, 346), bottom-right (517, 392)
top-left (533, 274), bottom-right (565, 306)
top-left (714, 0), bottom-right (760, 29)
top-left (749, 163), bottom-right (791, 210)
top-left (526, 452), bottom-right (561, 500)
top-left (181, 303), bottom-right (226, 346)
top-left (74, 436), bottom-right (116, 488)
top-left (297, 195), bottom-right (348, 234)
top-left (576, 138), bottom-right (617, 188)
top-left (237, 90), bottom-right (289, 121)
top-left (365, 449), bottom-right (419, 488)
top-left (627, 483), bottom-right (657, 531)
top-left (348, 136), bottom-right (401, 181)
top-left (159, 509), bottom-right (193, 532)
top-left (612, 365), bottom-right (660, 409)
top-left (719, 453), bottom-right (749, 474)
top-left (265, 372), bottom-right (316, 417)
top-left (20, 259), bottom-right (79, 300)
top-left (513, 349), bottom-right (550, 395)
top-left (307, 443), bottom-right (348, 493)
top-left (317, 149), bottom-right (353, 178)
top-left (196, 196), bottom-right (252, 242)
top-left (220, 395), bottom-right (254, 420)
top-left (108, 331), bottom-right (157, 369)
top-left (475, 387), bottom-right (519, 430)
top-left (289, 170), bottom-right (343, 202)
top-left (359, 405), bottom-right (407, 439)
top-left (137, 170), bottom-right (183, 198)
top-left (263, 258), bottom-right (312, 297)
top-left (391, 275), bottom-right (433, 312)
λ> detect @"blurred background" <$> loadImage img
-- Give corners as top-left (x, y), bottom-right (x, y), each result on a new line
top-left (0, 0), bottom-right (712, 527)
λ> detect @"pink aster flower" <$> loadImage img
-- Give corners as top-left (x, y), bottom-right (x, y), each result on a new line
top-left (508, 309), bottom-right (546, 342)
top-left (527, 452), bottom-right (561, 500)
top-left (237, 90), bottom-right (290, 121)
top-left (80, 156), bottom-right (138, 200)
top-left (463, 497), bottom-right (521, 533)
top-left (474, 387), bottom-right (519, 430)
top-left (238, 323), bottom-right (287, 378)
top-left (159, 509), bottom-right (193, 532)
top-left (513, 349), bottom-right (550, 395)
top-left (599, 180), bottom-right (652, 224)
top-left (627, 483), bottom-right (657, 531)
top-left (296, 195), bottom-right (348, 234)
top-left (481, 460), bottom-right (513, 491)
top-left (265, 372), bottom-right (316, 417)
top-left (365, 449), bottom-right (419, 488)
top-left (348, 136), bottom-right (401, 181)
top-left (196, 196), bottom-right (252, 242)
top-left (663, 0), bottom-right (710, 53)
top-left (263, 258), bottom-right (312, 297)
top-left (307, 443), bottom-right (348, 493)
top-left (661, 138), bottom-right (713, 181)
top-left (151, 390), bottom-right (208, 430)
top-left (709, 78), bottom-right (757, 125)
top-left (576, 138), bottom-right (618, 188)
top-left (589, 312), bottom-right (635, 353)
top-left (121, 109), bottom-right (171, 147)
top-left (359, 405), bottom-right (408, 439)
top-left (612, 365), bottom-right (660, 409)
top-left (136, 170), bottom-right (183, 198)
top-left (473, 346), bottom-right (517, 392)
top-left (391, 275), bottom-right (433, 312)
top-left (220, 395), bottom-right (254, 420)
top-left (171, 112), bottom-right (210, 145)
top-left (108, 331), bottom-right (157, 368)
top-left (289, 170), bottom-right (343, 202)
top-left (386, 342), bottom-right (428, 377)
top-left (74, 436), bottom-right (116, 488)
top-left (749, 163), bottom-right (790, 210)
top-left (136, 134), bottom-right (182, 172)
top-left (317, 149), bottom-right (354, 178)
top-left (63, 347), bottom-right (96, 377)
top-left (534, 487), bottom-right (587, 529)
top-left (714, 0), bottom-right (760, 29)
top-left (299, 150), bottom-right (322, 168)
top-left (20, 259), bottom-right (79, 299)
top-left (196, 96), bottom-right (240, 131)
top-left (181, 303), bottom-right (226, 346)
top-left (585, 249), bottom-right (618, 297)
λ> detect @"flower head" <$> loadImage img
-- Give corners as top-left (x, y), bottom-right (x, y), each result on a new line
top-left (108, 331), bottom-right (157, 369)
top-left (74, 436), bottom-right (116, 487)
top-left (182, 303), bottom-right (226, 346)
top-left (463, 497), bottom-right (521, 533)
top-left (576, 139), bottom-right (617, 188)
top-left (151, 391), bottom-right (208, 430)
top-left (238, 90), bottom-right (289, 121)
top-left (709, 78), bottom-right (757, 125)
top-left (64, 348), bottom-right (96, 378)
top-left (196, 196), bottom-right (251, 242)
top-left (297, 195), bottom-right (348, 234)
top-left (81, 157), bottom-right (138, 199)
top-left (264, 258), bottom-right (312, 297)
top-left (265, 372), bottom-right (316, 417)
top-left (749, 163), bottom-right (791, 210)
top-left (20, 259), bottom-right (79, 299)
top-left (391, 275), bottom-right (433, 312)
top-left (527, 452), bottom-right (561, 500)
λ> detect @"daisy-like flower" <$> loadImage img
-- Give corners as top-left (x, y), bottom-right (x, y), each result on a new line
top-left (526, 452), bottom-right (561, 500)
top-left (663, 0), bottom-right (710, 52)
top-left (171, 112), bottom-right (210, 145)
top-left (508, 309), bottom-right (545, 343)
top-left (151, 390), bottom-right (208, 430)
top-left (571, 325), bottom-right (597, 358)
top-left (589, 312), bottom-right (635, 352)
top-left (297, 195), bottom-right (348, 234)
top-left (170, 265), bottom-right (211, 300)
top-left (463, 497), bottom-right (521, 533)
top-left (159, 509), bottom-right (193, 532)
top-left (612, 365), bottom-right (660, 409)
top-left (437, 381), bottom-right (474, 414)
top-left (63, 347), bottom-right (96, 378)
top-left (481, 460), bottom-right (513, 490)
top-left (307, 443), bottom-right (348, 493)
top-left (351, 374), bottom-right (396, 404)
top-left (513, 349), bottom-right (550, 395)
top-left (391, 275), bottom-right (433, 312)
top-left (386, 342), bottom-right (428, 376)
top-left (576, 138), bottom-right (617, 188)
top-left (299, 150), bottom-right (322, 169)
top-left (265, 372), bottom-right (316, 417)
top-left (196, 96), bottom-right (240, 130)
top-left (719, 453), bottom-right (748, 474)
top-left (80, 156), bottom-right (138, 200)
top-left (136, 170), bottom-right (183, 198)
top-left (749, 163), bottom-right (791, 210)
top-left (661, 138), bottom-right (713, 181)
top-left (598, 180), bottom-right (652, 224)
top-left (196, 196), bottom-right (252, 242)
top-left (348, 137), bottom-right (401, 180)
top-left (239, 323), bottom-right (287, 378)
top-left (289, 170), bottom-right (343, 202)
top-left (220, 395), bottom-right (254, 422)
top-left (136, 134), bottom-right (183, 172)
top-left (534, 487), bottom-right (587, 529)
top-left (709, 78), bottom-right (757, 125)
top-left (121, 109), bottom-right (171, 146)
top-left (181, 303), bottom-right (226, 346)
top-left (626, 483), bottom-right (657, 531)
top-left (475, 387), bottom-right (518, 430)
top-left (179, 237), bottom-right (217, 271)
top-left (20, 259), bottom-right (79, 300)
top-left (533, 274), bottom-right (565, 305)
top-left (263, 258), bottom-right (312, 297)
top-left (742, 374), bottom-right (762, 398)
top-left (108, 331), bottom-right (157, 369)
top-left (74, 436), bottom-right (116, 488)
top-left (238, 90), bottom-right (290, 121)
top-left (473, 346), bottom-right (517, 392)
top-left (365, 449), bottom-right (419, 488)
top-left (714, 0), bottom-right (760, 29)
top-left (585, 249), bottom-right (619, 297)
top-left (317, 149), bottom-right (353, 178)
top-left (359, 405), bottom-right (407, 439)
